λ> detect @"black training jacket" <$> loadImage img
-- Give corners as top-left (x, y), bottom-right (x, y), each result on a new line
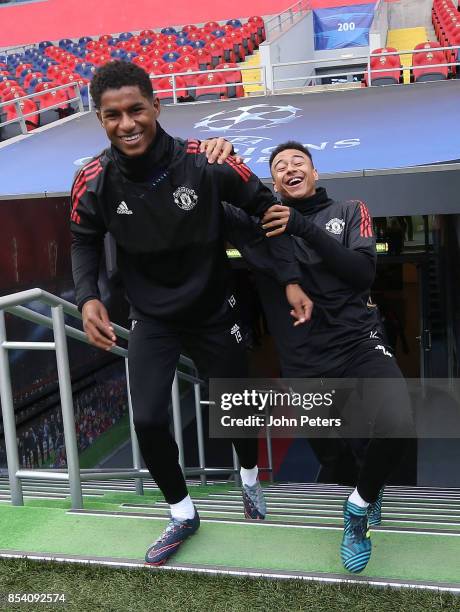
top-left (224, 187), bottom-right (384, 376)
top-left (70, 125), bottom-right (300, 322)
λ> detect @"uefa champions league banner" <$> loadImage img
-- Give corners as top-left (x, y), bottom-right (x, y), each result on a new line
top-left (313, 3), bottom-right (376, 50)
top-left (1, 82), bottom-right (460, 197)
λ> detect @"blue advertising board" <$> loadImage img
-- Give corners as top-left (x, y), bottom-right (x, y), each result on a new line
top-left (0, 80), bottom-right (459, 198)
top-left (314, 3), bottom-right (376, 50)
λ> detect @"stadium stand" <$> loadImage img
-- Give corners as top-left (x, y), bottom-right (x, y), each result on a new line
top-left (0, 15), bottom-right (266, 140)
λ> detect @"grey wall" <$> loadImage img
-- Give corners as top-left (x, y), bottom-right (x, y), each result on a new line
top-left (260, 13), bottom-right (315, 91)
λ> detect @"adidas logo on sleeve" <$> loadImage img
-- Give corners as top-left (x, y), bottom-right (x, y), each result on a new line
top-left (117, 201), bottom-right (133, 215)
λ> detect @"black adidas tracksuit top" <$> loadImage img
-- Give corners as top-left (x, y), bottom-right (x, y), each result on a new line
top-left (70, 125), bottom-right (300, 322)
top-left (224, 188), bottom-right (384, 376)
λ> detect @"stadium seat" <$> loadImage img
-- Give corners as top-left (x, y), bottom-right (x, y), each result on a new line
top-left (363, 56), bottom-right (402, 85)
top-left (182, 24), bottom-right (199, 34)
top-left (227, 18), bottom-right (243, 28)
top-left (215, 62), bottom-right (244, 97)
top-left (160, 62), bottom-right (182, 75)
top-left (162, 51), bottom-right (181, 63)
top-left (248, 15), bottom-right (266, 42)
top-left (38, 41), bottom-right (53, 50)
top-left (179, 66), bottom-right (199, 98)
top-left (193, 47), bottom-right (211, 70)
top-left (196, 72), bottom-right (227, 99)
top-left (204, 21), bottom-right (220, 32)
top-left (161, 27), bottom-right (177, 35)
top-left (133, 55), bottom-right (152, 71)
top-left (217, 37), bottom-right (237, 63)
top-left (118, 32), bottom-right (133, 41)
top-left (412, 50), bottom-right (449, 81)
top-left (207, 41), bottom-right (225, 67)
top-left (177, 45), bottom-right (195, 56)
top-left (58, 38), bottom-right (73, 50)
top-left (155, 75), bottom-right (188, 102)
top-left (1, 95), bottom-right (38, 138)
top-left (140, 29), bottom-right (155, 37)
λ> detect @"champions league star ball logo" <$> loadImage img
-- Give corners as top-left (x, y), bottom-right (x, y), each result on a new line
top-left (194, 104), bottom-right (302, 132)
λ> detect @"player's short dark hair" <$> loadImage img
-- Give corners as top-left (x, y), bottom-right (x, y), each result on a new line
top-left (269, 141), bottom-right (314, 174)
top-left (90, 60), bottom-right (154, 109)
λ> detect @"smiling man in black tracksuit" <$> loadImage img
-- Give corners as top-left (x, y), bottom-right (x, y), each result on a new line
top-left (70, 62), bottom-right (312, 566)
top-left (223, 141), bottom-right (413, 574)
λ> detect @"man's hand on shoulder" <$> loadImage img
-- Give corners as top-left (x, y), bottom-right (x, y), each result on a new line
top-left (199, 137), bottom-right (243, 165)
top-left (82, 299), bottom-right (116, 350)
top-left (285, 284), bottom-right (313, 326)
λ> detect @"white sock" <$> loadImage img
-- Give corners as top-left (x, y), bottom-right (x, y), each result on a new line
top-left (170, 494), bottom-right (195, 521)
top-left (348, 487), bottom-right (370, 508)
top-left (240, 466), bottom-right (258, 487)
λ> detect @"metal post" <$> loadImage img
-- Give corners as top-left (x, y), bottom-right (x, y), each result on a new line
top-left (51, 305), bottom-right (83, 509)
top-left (14, 100), bottom-right (27, 134)
top-left (125, 358), bottom-right (144, 496)
top-left (278, 14), bottom-right (282, 31)
top-left (194, 383), bottom-right (206, 485)
top-left (367, 57), bottom-right (372, 87)
top-left (76, 85), bottom-right (84, 113)
top-left (265, 408), bottom-right (274, 483)
top-left (232, 444), bottom-right (241, 486)
top-left (172, 74), bottom-right (177, 104)
top-left (0, 311), bottom-right (24, 506)
top-left (171, 372), bottom-right (185, 472)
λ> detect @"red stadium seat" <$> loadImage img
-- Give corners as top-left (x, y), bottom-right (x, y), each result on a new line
top-left (207, 41), bottom-right (225, 67)
top-left (177, 55), bottom-right (198, 69)
top-left (248, 15), bottom-right (266, 41)
top-left (412, 50), bottom-right (449, 81)
top-left (215, 62), bottom-right (244, 97)
top-left (160, 62), bottom-right (182, 75)
top-left (204, 21), bottom-right (220, 32)
top-left (132, 55), bottom-right (152, 71)
top-left (193, 47), bottom-right (212, 70)
top-left (217, 37), bottom-right (237, 63)
top-left (177, 45), bottom-right (195, 56)
top-left (182, 24), bottom-right (199, 34)
top-left (3, 95), bottom-right (39, 133)
top-left (154, 75), bottom-right (188, 102)
top-left (196, 71), bottom-right (227, 99)
top-left (23, 71), bottom-right (43, 89)
top-left (363, 56), bottom-right (401, 85)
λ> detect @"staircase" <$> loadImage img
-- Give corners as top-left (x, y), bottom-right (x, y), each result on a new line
top-left (0, 477), bottom-right (459, 590)
top-left (240, 50), bottom-right (265, 95)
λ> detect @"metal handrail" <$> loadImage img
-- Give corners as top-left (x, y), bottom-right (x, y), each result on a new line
top-left (0, 288), bottom-right (273, 509)
top-left (265, 0), bottom-right (311, 37)
top-left (0, 81), bottom-right (85, 133)
top-left (270, 44), bottom-right (460, 90)
top-left (149, 64), bottom-right (267, 103)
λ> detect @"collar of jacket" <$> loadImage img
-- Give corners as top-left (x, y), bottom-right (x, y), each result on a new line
top-left (110, 123), bottom-right (175, 182)
top-left (281, 186), bottom-right (333, 216)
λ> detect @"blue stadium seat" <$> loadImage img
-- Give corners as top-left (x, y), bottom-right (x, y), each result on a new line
top-left (111, 49), bottom-right (128, 60)
top-left (38, 41), bottom-right (53, 50)
top-left (176, 37), bottom-right (190, 46)
top-left (212, 29), bottom-right (226, 38)
top-left (107, 37), bottom-right (118, 46)
top-left (118, 32), bottom-right (133, 41)
top-left (227, 19), bottom-right (242, 27)
top-left (162, 51), bottom-right (180, 62)
top-left (190, 40), bottom-right (206, 49)
top-left (161, 27), bottom-right (177, 34)
top-left (58, 38), bottom-right (73, 49)
top-left (79, 36), bottom-right (93, 46)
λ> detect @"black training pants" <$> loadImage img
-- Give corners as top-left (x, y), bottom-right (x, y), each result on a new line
top-left (128, 303), bottom-right (258, 504)
top-left (286, 343), bottom-right (414, 503)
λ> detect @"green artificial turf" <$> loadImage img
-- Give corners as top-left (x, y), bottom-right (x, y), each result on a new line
top-left (0, 505), bottom-right (460, 584)
top-left (0, 558), bottom-right (459, 612)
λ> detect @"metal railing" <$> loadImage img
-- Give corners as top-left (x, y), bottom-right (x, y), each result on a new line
top-left (0, 82), bottom-right (85, 135)
top-left (149, 64), bottom-right (267, 103)
top-left (0, 288), bottom-right (273, 509)
top-left (270, 44), bottom-right (460, 91)
top-left (265, 0), bottom-right (312, 38)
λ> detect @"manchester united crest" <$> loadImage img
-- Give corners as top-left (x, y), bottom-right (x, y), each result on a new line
top-left (173, 186), bottom-right (198, 211)
top-left (325, 218), bottom-right (345, 235)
